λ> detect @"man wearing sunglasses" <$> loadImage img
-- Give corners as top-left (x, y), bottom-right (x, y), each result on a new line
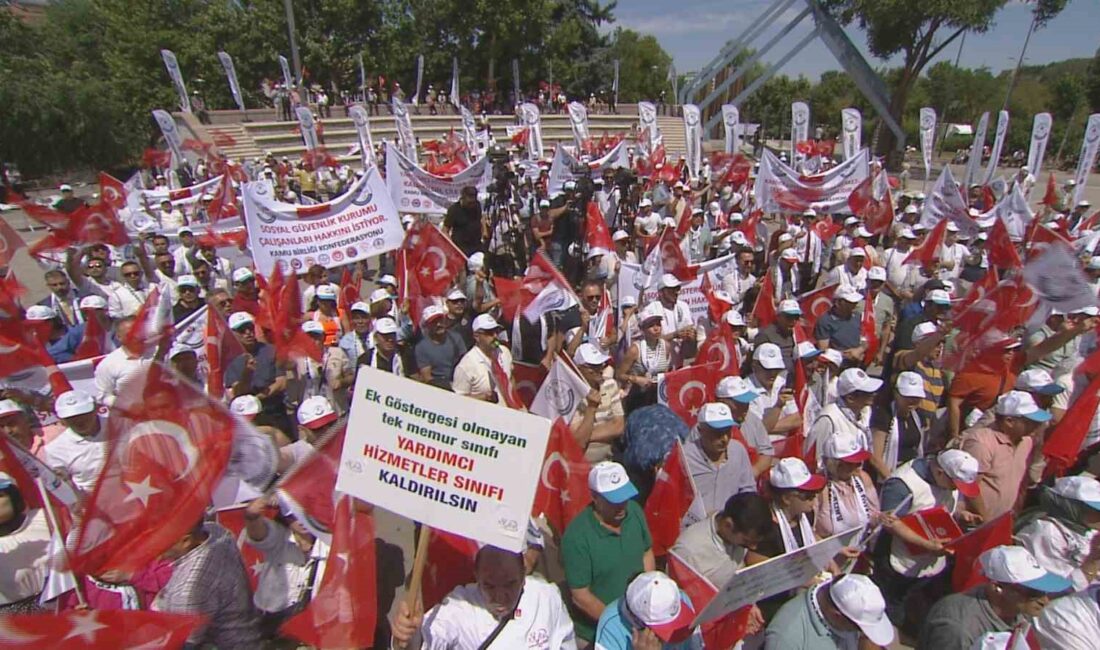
top-left (106, 261), bottom-right (149, 320)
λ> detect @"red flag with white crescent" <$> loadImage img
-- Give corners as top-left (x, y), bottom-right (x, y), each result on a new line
top-left (798, 283), bottom-right (839, 333)
top-left (697, 323), bottom-right (740, 376)
top-left (276, 423), bottom-right (346, 539)
top-left (751, 273), bottom-right (777, 330)
top-left (0, 610), bottom-right (204, 649)
top-left (667, 551), bottom-right (754, 648)
top-left (660, 362), bottom-right (720, 428)
top-left (98, 172), bottom-right (128, 210)
top-left (645, 440), bottom-right (703, 557)
top-left (532, 418), bottom-right (592, 534)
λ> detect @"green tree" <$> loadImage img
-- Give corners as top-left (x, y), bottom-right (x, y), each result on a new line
top-left (1089, 47), bottom-right (1100, 112)
top-left (605, 28), bottom-right (672, 102)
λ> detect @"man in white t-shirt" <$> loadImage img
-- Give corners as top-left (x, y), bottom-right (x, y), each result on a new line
top-left (453, 314), bottom-right (513, 403)
top-left (44, 390), bottom-right (107, 492)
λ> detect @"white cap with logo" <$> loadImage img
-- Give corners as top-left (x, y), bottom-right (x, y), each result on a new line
top-left (297, 395), bottom-right (337, 429)
top-left (769, 457), bottom-right (826, 491)
top-left (979, 545), bottom-right (1072, 593)
top-left (895, 371), bottom-right (926, 399)
top-left (625, 572), bottom-right (695, 642)
top-left (574, 343), bottom-right (611, 367)
top-left (936, 449), bottom-right (981, 498)
top-left (55, 390), bottom-right (96, 419)
top-left (830, 574), bottom-right (895, 647)
top-left (753, 343), bottom-right (785, 370)
top-left (472, 314), bottom-right (502, 332)
top-left (588, 461), bottom-right (638, 503)
top-left (994, 390), bottom-right (1052, 422)
top-left (837, 368), bottom-right (883, 396)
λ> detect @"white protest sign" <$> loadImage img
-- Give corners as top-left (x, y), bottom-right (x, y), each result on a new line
top-left (693, 526), bottom-right (863, 626)
top-left (336, 367), bottom-right (551, 552)
top-left (242, 164), bottom-right (404, 275)
top-left (547, 140), bottom-right (630, 196)
top-left (385, 142), bottom-right (493, 215)
top-left (617, 254), bottom-right (737, 325)
top-left (752, 148), bottom-right (868, 214)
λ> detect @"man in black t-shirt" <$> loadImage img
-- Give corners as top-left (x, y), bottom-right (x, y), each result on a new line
top-left (443, 186), bottom-right (485, 256)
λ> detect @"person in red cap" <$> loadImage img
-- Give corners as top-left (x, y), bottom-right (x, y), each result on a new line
top-left (593, 570), bottom-right (700, 649)
top-left (762, 457), bottom-right (826, 556)
top-left (811, 430), bottom-right (880, 539)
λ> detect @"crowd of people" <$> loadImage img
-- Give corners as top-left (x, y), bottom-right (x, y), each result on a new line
top-left (4, 105), bottom-right (1100, 650)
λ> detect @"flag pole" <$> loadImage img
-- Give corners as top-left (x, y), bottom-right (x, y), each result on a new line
top-left (35, 477), bottom-right (87, 608)
top-left (404, 524), bottom-right (433, 613)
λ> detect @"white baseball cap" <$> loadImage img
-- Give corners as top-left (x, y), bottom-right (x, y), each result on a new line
top-left (639, 302), bottom-right (664, 325)
top-left (822, 430), bottom-right (870, 463)
top-left (574, 343), bottom-right (611, 367)
top-left (588, 461), bottom-right (638, 503)
top-left (979, 545), bottom-right (1072, 593)
top-left (730, 212), bottom-right (745, 223)
top-left (912, 321), bottom-right (939, 343)
top-left (472, 313), bottom-right (502, 332)
top-left (780, 248), bottom-right (800, 262)
top-left (698, 402), bottom-right (735, 429)
top-left (229, 395), bottom-right (261, 419)
top-left (1052, 476), bottom-right (1100, 511)
top-left (26, 305), bottom-right (57, 321)
top-left (55, 390), bottom-right (96, 419)
top-left (946, 221), bottom-right (960, 232)
top-left (994, 390), bottom-right (1052, 423)
top-left (848, 246), bottom-right (867, 258)
top-left (778, 299), bottom-right (802, 316)
top-left (639, 198), bottom-right (653, 208)
top-left (904, 204), bottom-right (919, 215)
top-left (621, 295), bottom-right (638, 308)
top-left (176, 273), bottom-right (200, 289)
top-left (900, 227), bottom-right (918, 239)
top-left (836, 287), bottom-right (863, 304)
top-left (798, 341), bottom-right (822, 360)
top-left (539, 199), bottom-right (551, 208)
top-left (232, 267), bottom-right (254, 283)
top-left (712, 290), bottom-right (734, 305)
top-left (854, 226), bottom-right (873, 238)
top-left (625, 572), bottom-right (695, 642)
top-left (729, 231), bottom-right (749, 246)
top-left (467, 252), bottom-right (486, 271)
top-left (837, 368), bottom-right (883, 396)
top-left (867, 266), bottom-right (886, 282)
top-left (316, 284), bottom-right (338, 301)
top-left (301, 320), bottom-right (324, 335)
top-left (612, 230), bottom-right (630, 242)
top-left (770, 457), bottom-right (826, 491)
top-left (936, 449), bottom-right (981, 498)
top-left (830, 574), bottom-right (895, 647)
top-left (374, 317), bottom-right (398, 335)
top-left (0, 399), bottom-right (22, 417)
top-left (715, 376), bottom-right (760, 403)
top-left (350, 301), bottom-right (371, 314)
top-left (753, 342), bottom-right (785, 370)
top-left (1014, 368), bottom-right (1064, 396)
top-left (420, 305), bottom-right (447, 325)
top-left (725, 310), bottom-right (745, 327)
top-left (369, 288), bottom-right (390, 304)
top-left (895, 371), bottom-right (926, 399)
top-left (297, 395), bottom-right (337, 429)
top-left (820, 348), bottom-right (843, 367)
top-left (445, 288), bottom-right (467, 301)
top-left (78, 295), bottom-right (108, 311)
top-left (377, 274), bottom-right (397, 287)
top-left (844, 216), bottom-right (860, 226)
top-left (59, 183), bottom-right (73, 191)
top-left (926, 289), bottom-right (952, 306)
top-left (659, 273), bottom-right (682, 289)
top-left (228, 311), bottom-right (255, 331)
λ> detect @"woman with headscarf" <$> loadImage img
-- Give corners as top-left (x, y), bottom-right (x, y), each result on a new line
top-left (812, 430), bottom-right (881, 539)
top-left (1016, 475), bottom-right (1100, 591)
top-left (0, 473), bottom-right (51, 613)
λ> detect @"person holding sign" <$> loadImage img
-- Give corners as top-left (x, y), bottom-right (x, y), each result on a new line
top-left (811, 430), bottom-right (880, 539)
top-left (453, 314), bottom-right (512, 403)
top-left (593, 571), bottom-right (701, 649)
top-left (764, 573), bottom-right (895, 649)
top-left (562, 462), bottom-right (655, 645)
top-left (392, 545), bottom-right (576, 649)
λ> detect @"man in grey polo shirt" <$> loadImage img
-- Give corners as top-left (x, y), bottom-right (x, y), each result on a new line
top-left (716, 376), bottom-right (774, 477)
top-left (670, 492), bottom-right (773, 588)
top-left (683, 402), bottom-right (756, 516)
top-left (765, 574), bottom-right (895, 649)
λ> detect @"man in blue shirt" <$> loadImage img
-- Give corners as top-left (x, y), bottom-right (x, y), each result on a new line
top-left (26, 304), bottom-right (83, 363)
top-left (595, 571), bottom-right (702, 649)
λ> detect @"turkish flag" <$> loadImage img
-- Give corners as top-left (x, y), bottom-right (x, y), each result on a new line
top-left (645, 227), bottom-right (698, 282)
top-left (0, 217), bottom-right (27, 269)
top-left (282, 495), bottom-right (378, 649)
top-left (205, 306), bottom-right (243, 400)
top-left (987, 217), bottom-right (1022, 269)
top-left (121, 285), bottom-right (174, 355)
top-left (667, 551), bottom-right (753, 648)
top-left (510, 126), bottom-right (531, 147)
top-left (776, 357), bottom-right (815, 467)
top-left (512, 361), bottom-right (548, 408)
top-left (848, 170), bottom-right (894, 235)
top-left (195, 226), bottom-right (247, 250)
top-left (661, 362), bottom-right (719, 428)
top-left (74, 311), bottom-right (109, 360)
top-left (28, 201), bottom-right (130, 257)
top-left (422, 529), bottom-right (479, 610)
top-left (812, 218), bottom-right (843, 245)
top-left (751, 273), bottom-right (777, 329)
top-left (1041, 172), bottom-right (1058, 208)
top-left (951, 267), bottom-right (1000, 320)
top-left (947, 512), bottom-right (1014, 591)
top-left (337, 267), bottom-right (361, 313)
top-left (277, 424), bottom-right (346, 539)
top-left (697, 323), bottom-right (741, 376)
top-left (0, 270), bottom-right (26, 318)
top-left (738, 209), bottom-right (763, 247)
top-left (142, 148), bottom-right (173, 169)
top-left (19, 202), bottom-right (71, 230)
top-left (1042, 373), bottom-right (1100, 475)
top-left (532, 418), bottom-right (592, 534)
top-left (798, 283), bottom-right (839, 333)
top-left (586, 201), bottom-right (614, 252)
top-left (491, 352), bottom-right (524, 409)
top-left (521, 251), bottom-right (581, 323)
top-left (1024, 222), bottom-right (1074, 260)
top-left (69, 364), bottom-right (236, 576)
top-left (699, 275), bottom-right (728, 324)
top-left (262, 267), bottom-right (320, 363)
top-left (903, 218), bottom-right (948, 267)
top-left (0, 436), bottom-right (49, 511)
top-left (0, 610), bottom-right (204, 649)
top-left (950, 275), bottom-right (1035, 369)
top-left (861, 293), bottom-right (879, 366)
top-left (98, 172), bottom-right (128, 210)
top-left (205, 173), bottom-right (240, 221)
top-left (396, 221), bottom-right (466, 298)
top-left (646, 440), bottom-right (702, 557)
top-left (674, 200), bottom-right (694, 239)
top-left (214, 504), bottom-right (274, 592)
top-left (493, 276), bottom-right (524, 324)
top-left (0, 330), bottom-right (54, 381)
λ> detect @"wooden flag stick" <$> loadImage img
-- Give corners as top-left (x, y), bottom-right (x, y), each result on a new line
top-left (404, 524), bottom-right (433, 613)
top-left (34, 477), bottom-right (87, 608)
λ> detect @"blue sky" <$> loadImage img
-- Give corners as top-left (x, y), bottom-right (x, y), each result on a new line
top-left (610, 0), bottom-right (1099, 81)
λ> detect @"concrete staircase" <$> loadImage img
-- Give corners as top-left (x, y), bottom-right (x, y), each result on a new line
top-left (207, 123), bottom-right (264, 161)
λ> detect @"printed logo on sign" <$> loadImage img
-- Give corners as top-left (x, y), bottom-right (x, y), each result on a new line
top-left (305, 257), bottom-right (316, 268)
top-left (401, 198), bottom-right (410, 207)
top-left (373, 238), bottom-right (385, 248)
top-left (546, 379), bottom-right (575, 415)
top-left (318, 253), bottom-right (330, 265)
top-left (289, 259), bottom-right (302, 270)
top-left (346, 246), bottom-right (358, 258)
top-left (332, 250), bottom-right (344, 263)
top-left (412, 198), bottom-right (421, 208)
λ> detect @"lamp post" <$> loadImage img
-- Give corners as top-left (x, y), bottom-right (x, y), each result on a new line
top-left (1002, 11), bottom-right (1038, 112)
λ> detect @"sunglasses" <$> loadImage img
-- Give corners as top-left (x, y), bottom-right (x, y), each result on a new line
top-left (123, 271), bottom-right (142, 278)
top-left (216, 299), bottom-right (232, 308)
top-left (86, 264), bottom-right (104, 270)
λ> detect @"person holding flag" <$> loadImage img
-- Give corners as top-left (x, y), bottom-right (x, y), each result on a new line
top-left (453, 314), bottom-right (512, 403)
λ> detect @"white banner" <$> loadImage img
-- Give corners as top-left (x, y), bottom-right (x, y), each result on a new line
top-left (791, 101), bottom-right (810, 165)
top-left (242, 166), bottom-right (404, 275)
top-left (295, 106), bottom-right (318, 151)
top-left (964, 112), bottom-right (990, 188)
top-left (547, 140), bottom-right (629, 195)
top-left (151, 109), bottom-right (186, 168)
top-left (520, 102), bottom-right (544, 160)
top-left (612, 59), bottom-right (620, 105)
top-left (841, 108), bottom-right (861, 161)
top-left (450, 57), bottom-right (460, 109)
top-left (979, 184), bottom-right (1034, 241)
top-left (393, 97), bottom-right (417, 160)
top-left (1073, 114), bottom-right (1100, 206)
top-left (127, 174), bottom-right (224, 213)
top-left (530, 357), bottom-right (590, 421)
top-left (920, 165), bottom-right (977, 235)
top-left (617, 255), bottom-right (737, 326)
top-left (336, 367), bottom-right (551, 553)
top-left (217, 51), bottom-right (246, 112)
top-left (348, 105), bottom-right (375, 167)
top-left (459, 107), bottom-right (479, 155)
top-left (683, 104), bottom-right (703, 179)
top-left (568, 101), bottom-right (590, 146)
top-left (638, 101), bottom-right (660, 153)
top-left (752, 148), bottom-right (869, 215)
top-left (160, 49), bottom-right (191, 114)
top-left (278, 54), bottom-right (294, 90)
top-left (512, 59), bottom-right (521, 106)
top-left (1023, 241), bottom-right (1100, 315)
top-left (385, 142), bottom-right (492, 215)
top-left (1027, 112), bottom-right (1053, 180)
top-left (919, 107), bottom-right (936, 182)
top-left (984, 110), bottom-right (1010, 185)
top-left (718, 105), bottom-right (739, 156)
top-left (412, 54), bottom-right (424, 106)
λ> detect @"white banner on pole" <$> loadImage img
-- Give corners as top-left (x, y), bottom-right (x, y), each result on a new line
top-left (984, 110), bottom-right (1010, 185)
top-left (450, 57), bottom-right (460, 109)
top-left (683, 104), bottom-right (703, 179)
top-left (841, 108), bottom-right (861, 161)
top-left (1023, 241), bottom-right (1100, 315)
top-left (920, 165), bottom-right (978, 235)
top-left (752, 148), bottom-right (870, 215)
top-left (919, 107), bottom-right (936, 185)
top-left (547, 140), bottom-right (629, 195)
top-left (412, 54), bottom-right (424, 106)
top-left (964, 112), bottom-right (990, 188)
top-left (152, 109), bottom-right (186, 167)
top-left (568, 101), bottom-right (590, 146)
top-left (242, 167), bottom-right (404, 275)
top-left (638, 102), bottom-right (661, 154)
top-left (348, 105), bottom-right (375, 167)
top-left (1027, 112), bottom-right (1053, 179)
top-left (459, 107), bottom-right (479, 156)
top-left (295, 106), bottom-right (319, 151)
top-left (722, 105), bottom-right (740, 155)
top-left (612, 59), bottom-right (620, 106)
top-left (1073, 114), bottom-right (1100, 206)
top-left (160, 49), bottom-right (191, 114)
top-left (979, 184), bottom-right (1034, 241)
top-left (529, 357), bottom-right (590, 421)
top-left (217, 52), bottom-right (246, 112)
top-left (392, 97), bottom-right (417, 160)
top-left (336, 367), bottom-right (551, 553)
top-left (520, 102), bottom-right (544, 160)
top-left (385, 142), bottom-right (493, 215)
top-left (790, 101), bottom-right (810, 166)
top-left (278, 54), bottom-right (294, 91)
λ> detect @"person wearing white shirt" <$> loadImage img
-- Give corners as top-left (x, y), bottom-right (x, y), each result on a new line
top-left (107, 260), bottom-right (150, 319)
top-left (883, 228), bottom-right (923, 299)
top-left (633, 199), bottom-right (660, 240)
top-left (722, 250), bottom-right (757, 310)
top-left (172, 228), bottom-right (197, 275)
top-left (391, 545), bottom-right (577, 650)
top-left (158, 199), bottom-right (186, 230)
top-left (93, 317), bottom-right (154, 406)
top-left (453, 314), bottom-right (513, 403)
top-left (1033, 583), bottom-right (1100, 650)
top-left (43, 390), bottom-right (107, 492)
top-left (937, 222), bottom-right (969, 281)
top-left (823, 249), bottom-right (868, 294)
top-left (1016, 476), bottom-right (1100, 592)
